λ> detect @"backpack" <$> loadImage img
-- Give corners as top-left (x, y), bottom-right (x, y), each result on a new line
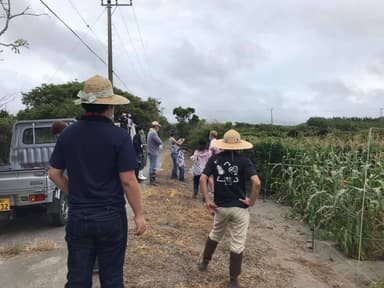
top-left (191, 157), bottom-right (202, 176)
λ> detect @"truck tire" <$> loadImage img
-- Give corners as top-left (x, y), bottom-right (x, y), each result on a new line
top-left (48, 189), bottom-right (68, 226)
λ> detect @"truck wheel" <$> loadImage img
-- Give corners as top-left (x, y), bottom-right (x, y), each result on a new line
top-left (49, 190), bottom-right (68, 226)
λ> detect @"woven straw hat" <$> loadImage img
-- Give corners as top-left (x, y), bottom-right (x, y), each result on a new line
top-left (74, 75), bottom-right (129, 105)
top-left (213, 129), bottom-right (253, 150)
top-left (152, 121), bottom-right (161, 127)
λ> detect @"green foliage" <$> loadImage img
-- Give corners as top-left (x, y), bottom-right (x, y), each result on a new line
top-left (16, 81), bottom-right (167, 131)
top-left (0, 115), bottom-right (15, 164)
top-left (202, 119), bottom-right (384, 260)
top-left (18, 81), bottom-right (84, 120)
top-left (171, 106), bottom-right (200, 138)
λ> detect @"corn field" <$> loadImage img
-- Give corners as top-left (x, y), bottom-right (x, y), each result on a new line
top-left (251, 129), bottom-right (384, 260)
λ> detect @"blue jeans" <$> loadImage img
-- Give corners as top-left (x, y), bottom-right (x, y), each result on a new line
top-left (148, 153), bottom-right (158, 176)
top-left (171, 152), bottom-right (178, 178)
top-left (178, 165), bottom-right (185, 181)
top-left (65, 207), bottom-right (127, 288)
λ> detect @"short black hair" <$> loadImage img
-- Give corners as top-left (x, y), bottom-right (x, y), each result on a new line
top-left (81, 103), bottom-right (110, 113)
top-left (197, 138), bottom-right (207, 151)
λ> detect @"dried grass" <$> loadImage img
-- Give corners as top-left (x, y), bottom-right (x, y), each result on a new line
top-left (0, 239), bottom-right (59, 259)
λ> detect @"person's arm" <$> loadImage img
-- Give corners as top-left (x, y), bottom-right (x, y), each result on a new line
top-left (48, 167), bottom-right (69, 194)
top-left (200, 173), bottom-right (217, 215)
top-left (174, 137), bottom-right (185, 146)
top-left (239, 175), bottom-right (261, 207)
top-left (120, 170), bottom-right (146, 236)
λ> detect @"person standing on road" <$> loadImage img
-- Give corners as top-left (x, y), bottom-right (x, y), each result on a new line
top-left (190, 139), bottom-right (211, 199)
top-left (208, 130), bottom-right (221, 156)
top-left (169, 131), bottom-right (185, 179)
top-left (208, 130), bottom-right (220, 194)
top-left (48, 75), bottom-right (146, 288)
top-left (147, 121), bottom-right (162, 186)
top-left (198, 129), bottom-right (261, 288)
top-left (133, 124), bottom-right (147, 182)
top-left (51, 120), bottom-right (68, 137)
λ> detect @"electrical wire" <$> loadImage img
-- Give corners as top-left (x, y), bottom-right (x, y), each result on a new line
top-left (131, 5), bottom-right (153, 79)
top-left (39, 0), bottom-right (106, 65)
top-left (117, 6), bottom-right (147, 79)
top-left (39, 0), bottom-right (129, 91)
top-left (67, 0), bottom-right (106, 55)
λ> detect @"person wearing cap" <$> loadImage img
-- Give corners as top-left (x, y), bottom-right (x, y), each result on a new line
top-left (48, 75), bottom-right (146, 288)
top-left (198, 129), bottom-right (261, 288)
top-left (147, 121), bottom-right (163, 185)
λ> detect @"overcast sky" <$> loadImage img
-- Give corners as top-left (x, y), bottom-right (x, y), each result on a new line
top-left (1, 0), bottom-right (384, 125)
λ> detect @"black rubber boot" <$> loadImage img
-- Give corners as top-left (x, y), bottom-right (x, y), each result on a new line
top-left (228, 252), bottom-right (243, 288)
top-left (198, 237), bottom-right (218, 271)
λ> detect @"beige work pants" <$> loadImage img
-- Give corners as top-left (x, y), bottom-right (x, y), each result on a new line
top-left (209, 207), bottom-right (250, 254)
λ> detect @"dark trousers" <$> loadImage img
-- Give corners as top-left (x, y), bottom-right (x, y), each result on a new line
top-left (178, 165), bottom-right (185, 181)
top-left (171, 152), bottom-right (178, 178)
top-left (193, 175), bottom-right (201, 194)
top-left (65, 207), bottom-right (128, 288)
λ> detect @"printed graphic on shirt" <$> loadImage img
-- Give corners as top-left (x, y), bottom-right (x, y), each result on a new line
top-left (214, 160), bottom-right (239, 185)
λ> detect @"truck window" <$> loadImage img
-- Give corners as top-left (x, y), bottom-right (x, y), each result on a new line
top-left (22, 127), bottom-right (57, 145)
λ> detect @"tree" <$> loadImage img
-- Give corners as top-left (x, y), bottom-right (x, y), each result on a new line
top-left (0, 112), bottom-right (15, 164)
top-left (16, 80), bottom-right (167, 131)
top-left (17, 81), bottom-right (84, 120)
top-left (0, 1), bottom-right (43, 54)
top-left (172, 106), bottom-right (200, 138)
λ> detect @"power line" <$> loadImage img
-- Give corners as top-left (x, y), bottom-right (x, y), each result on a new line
top-left (39, 0), bottom-right (106, 65)
top-left (67, 0), bottom-right (106, 55)
top-left (117, 6), bottom-right (147, 79)
top-left (39, 0), bottom-right (129, 89)
top-left (131, 5), bottom-right (153, 79)
top-left (113, 23), bottom-right (144, 82)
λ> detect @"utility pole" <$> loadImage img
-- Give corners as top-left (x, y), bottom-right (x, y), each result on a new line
top-left (101, 0), bottom-right (133, 85)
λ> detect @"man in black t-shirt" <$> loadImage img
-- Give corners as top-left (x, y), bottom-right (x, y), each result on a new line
top-left (198, 129), bottom-right (261, 288)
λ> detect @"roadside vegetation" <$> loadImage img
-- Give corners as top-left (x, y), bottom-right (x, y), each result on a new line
top-left (1, 81), bottom-right (383, 262)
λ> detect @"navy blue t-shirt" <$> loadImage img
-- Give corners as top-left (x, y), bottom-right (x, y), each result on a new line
top-left (49, 116), bottom-right (137, 210)
top-left (202, 151), bottom-right (257, 208)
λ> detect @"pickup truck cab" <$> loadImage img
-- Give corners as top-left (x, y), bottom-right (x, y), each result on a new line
top-left (0, 118), bottom-right (75, 226)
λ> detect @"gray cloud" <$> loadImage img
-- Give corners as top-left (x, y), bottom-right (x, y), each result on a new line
top-left (2, 0), bottom-right (384, 124)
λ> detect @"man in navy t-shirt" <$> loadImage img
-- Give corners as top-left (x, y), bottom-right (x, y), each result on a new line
top-left (48, 75), bottom-right (146, 288)
top-left (198, 129), bottom-right (261, 288)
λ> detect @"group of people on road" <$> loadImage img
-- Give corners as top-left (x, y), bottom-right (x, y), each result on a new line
top-left (48, 74), bottom-right (261, 288)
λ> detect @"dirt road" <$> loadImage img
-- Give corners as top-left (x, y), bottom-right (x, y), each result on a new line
top-left (0, 152), bottom-right (383, 287)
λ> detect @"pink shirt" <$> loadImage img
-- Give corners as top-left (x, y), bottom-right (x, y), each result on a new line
top-left (191, 149), bottom-right (211, 173)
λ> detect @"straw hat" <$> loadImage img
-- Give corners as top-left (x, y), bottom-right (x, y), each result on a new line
top-left (213, 129), bottom-right (253, 150)
top-left (152, 121), bottom-right (161, 127)
top-left (74, 75), bottom-right (129, 105)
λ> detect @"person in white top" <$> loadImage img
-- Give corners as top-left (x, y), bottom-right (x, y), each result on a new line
top-left (209, 130), bottom-right (221, 155)
top-left (208, 130), bottom-right (220, 194)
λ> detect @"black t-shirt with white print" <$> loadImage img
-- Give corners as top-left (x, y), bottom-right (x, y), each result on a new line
top-left (202, 150), bottom-right (257, 208)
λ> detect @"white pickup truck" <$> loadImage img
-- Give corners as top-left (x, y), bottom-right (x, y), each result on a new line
top-left (0, 118), bottom-right (75, 226)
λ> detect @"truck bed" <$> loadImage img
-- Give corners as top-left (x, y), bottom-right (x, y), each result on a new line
top-left (0, 168), bottom-right (54, 207)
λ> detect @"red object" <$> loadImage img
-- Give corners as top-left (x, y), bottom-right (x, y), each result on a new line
top-left (29, 194), bottom-right (46, 202)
